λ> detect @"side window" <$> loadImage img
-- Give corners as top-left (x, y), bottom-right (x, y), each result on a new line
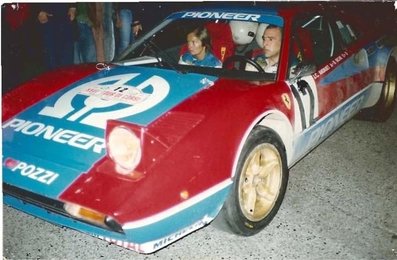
top-left (288, 15), bottom-right (337, 78)
top-left (303, 15), bottom-right (333, 65)
top-left (335, 20), bottom-right (359, 46)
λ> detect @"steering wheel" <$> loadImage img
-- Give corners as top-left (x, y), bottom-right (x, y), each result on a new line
top-left (223, 55), bottom-right (265, 73)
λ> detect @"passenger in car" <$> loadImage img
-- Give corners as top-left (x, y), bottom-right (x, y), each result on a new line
top-left (251, 25), bottom-right (283, 73)
top-left (179, 26), bottom-right (222, 68)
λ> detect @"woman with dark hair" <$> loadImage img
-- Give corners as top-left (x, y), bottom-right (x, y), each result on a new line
top-left (179, 26), bottom-right (222, 68)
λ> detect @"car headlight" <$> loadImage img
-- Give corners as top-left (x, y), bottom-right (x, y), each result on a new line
top-left (107, 126), bottom-right (142, 175)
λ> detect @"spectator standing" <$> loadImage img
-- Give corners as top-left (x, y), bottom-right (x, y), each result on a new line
top-left (2, 3), bottom-right (44, 92)
top-left (115, 2), bottom-right (135, 54)
top-left (75, 3), bottom-right (96, 63)
top-left (114, 2), bottom-right (184, 57)
top-left (103, 2), bottom-right (115, 62)
top-left (90, 2), bottom-right (115, 63)
top-left (34, 3), bottom-right (77, 70)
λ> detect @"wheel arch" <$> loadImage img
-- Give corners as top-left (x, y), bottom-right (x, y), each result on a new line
top-left (370, 45), bottom-right (397, 82)
top-left (357, 45), bottom-right (397, 121)
top-left (383, 46), bottom-right (397, 68)
top-left (390, 47), bottom-right (397, 65)
top-left (258, 111), bottom-right (294, 165)
top-left (230, 109), bottom-right (294, 179)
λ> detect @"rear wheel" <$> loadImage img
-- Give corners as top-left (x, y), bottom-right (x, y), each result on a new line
top-left (222, 126), bottom-right (288, 236)
top-left (356, 58), bottom-right (397, 121)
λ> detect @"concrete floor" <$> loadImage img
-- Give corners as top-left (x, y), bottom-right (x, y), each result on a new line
top-left (3, 106), bottom-right (397, 259)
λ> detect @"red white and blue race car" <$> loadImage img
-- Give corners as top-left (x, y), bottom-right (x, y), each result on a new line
top-left (3, 3), bottom-right (397, 253)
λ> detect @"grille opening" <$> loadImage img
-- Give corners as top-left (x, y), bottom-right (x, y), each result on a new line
top-left (3, 183), bottom-right (124, 234)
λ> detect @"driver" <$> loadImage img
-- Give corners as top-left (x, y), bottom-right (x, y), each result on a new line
top-left (250, 25), bottom-right (283, 73)
top-left (179, 27), bottom-right (222, 68)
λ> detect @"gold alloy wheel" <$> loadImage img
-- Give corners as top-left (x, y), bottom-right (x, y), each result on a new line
top-left (238, 143), bottom-right (282, 222)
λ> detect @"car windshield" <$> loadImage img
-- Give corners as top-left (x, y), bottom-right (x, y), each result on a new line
top-left (115, 12), bottom-right (284, 81)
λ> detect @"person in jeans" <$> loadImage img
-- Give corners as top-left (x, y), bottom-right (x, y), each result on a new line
top-left (35, 3), bottom-right (77, 70)
top-left (89, 2), bottom-right (114, 63)
top-left (75, 3), bottom-right (96, 63)
top-left (75, 3), bottom-right (115, 63)
top-left (114, 3), bottom-right (142, 55)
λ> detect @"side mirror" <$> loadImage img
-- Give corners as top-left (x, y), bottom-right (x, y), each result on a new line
top-left (291, 62), bottom-right (317, 82)
top-left (297, 63), bottom-right (317, 77)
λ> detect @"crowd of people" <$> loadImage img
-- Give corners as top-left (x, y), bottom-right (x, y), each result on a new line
top-left (2, 2), bottom-right (284, 93)
top-left (2, 2), bottom-right (184, 92)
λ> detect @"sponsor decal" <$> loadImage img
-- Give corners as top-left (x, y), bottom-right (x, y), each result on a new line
top-left (200, 77), bottom-right (215, 88)
top-left (313, 51), bottom-right (349, 80)
top-left (4, 158), bottom-right (59, 185)
top-left (292, 91), bottom-right (368, 163)
top-left (302, 94), bottom-right (365, 152)
top-left (152, 217), bottom-right (209, 250)
top-left (182, 11), bottom-right (261, 21)
top-left (98, 216), bottom-right (211, 253)
top-left (97, 236), bottom-right (146, 253)
top-left (39, 73), bottom-right (170, 129)
top-left (281, 93), bottom-right (291, 110)
top-left (79, 85), bottom-right (149, 106)
top-left (2, 118), bottom-right (105, 154)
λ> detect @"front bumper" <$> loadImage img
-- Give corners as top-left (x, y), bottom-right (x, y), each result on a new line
top-left (3, 179), bottom-right (232, 253)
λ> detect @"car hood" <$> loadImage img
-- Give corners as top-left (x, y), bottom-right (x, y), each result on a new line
top-left (2, 65), bottom-right (217, 198)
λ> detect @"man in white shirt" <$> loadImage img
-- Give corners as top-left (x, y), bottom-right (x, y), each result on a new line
top-left (247, 25), bottom-right (283, 73)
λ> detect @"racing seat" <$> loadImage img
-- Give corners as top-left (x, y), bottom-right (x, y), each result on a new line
top-left (206, 22), bottom-right (235, 63)
top-left (179, 22), bottom-right (235, 64)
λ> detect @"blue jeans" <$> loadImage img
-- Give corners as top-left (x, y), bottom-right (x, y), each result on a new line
top-left (117, 8), bottom-right (133, 55)
top-left (103, 2), bottom-right (115, 62)
top-left (40, 18), bottom-right (74, 69)
top-left (77, 22), bottom-right (96, 63)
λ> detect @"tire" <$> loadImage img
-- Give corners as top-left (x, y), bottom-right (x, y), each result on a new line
top-left (222, 126), bottom-right (289, 236)
top-left (356, 57), bottom-right (397, 122)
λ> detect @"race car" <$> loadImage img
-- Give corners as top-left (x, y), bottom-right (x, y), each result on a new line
top-left (3, 3), bottom-right (396, 253)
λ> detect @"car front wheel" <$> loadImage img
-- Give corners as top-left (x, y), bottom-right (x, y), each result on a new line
top-left (222, 126), bottom-right (289, 236)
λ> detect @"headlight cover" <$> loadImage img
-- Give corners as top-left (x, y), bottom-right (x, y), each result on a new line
top-left (107, 126), bottom-right (142, 175)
